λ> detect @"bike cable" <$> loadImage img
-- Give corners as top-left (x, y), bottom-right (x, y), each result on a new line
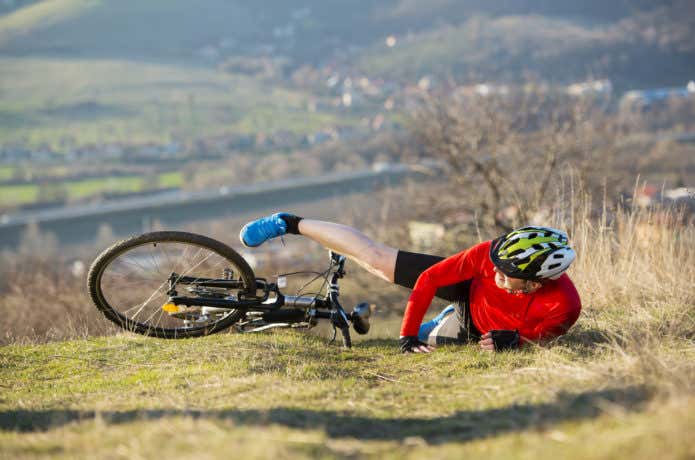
top-left (277, 270), bottom-right (327, 277)
top-left (294, 268), bottom-right (331, 302)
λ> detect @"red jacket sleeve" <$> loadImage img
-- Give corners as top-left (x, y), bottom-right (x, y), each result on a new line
top-left (399, 243), bottom-right (487, 337)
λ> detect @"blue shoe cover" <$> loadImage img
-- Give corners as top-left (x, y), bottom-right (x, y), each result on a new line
top-left (239, 212), bottom-right (289, 247)
top-left (418, 305), bottom-right (456, 341)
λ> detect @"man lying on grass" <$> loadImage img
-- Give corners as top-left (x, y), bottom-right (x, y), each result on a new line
top-left (240, 213), bottom-right (581, 353)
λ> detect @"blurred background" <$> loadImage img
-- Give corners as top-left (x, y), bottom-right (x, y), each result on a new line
top-left (0, 0), bottom-right (693, 343)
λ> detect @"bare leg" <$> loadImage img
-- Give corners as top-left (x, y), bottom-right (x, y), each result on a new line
top-left (297, 219), bottom-right (398, 283)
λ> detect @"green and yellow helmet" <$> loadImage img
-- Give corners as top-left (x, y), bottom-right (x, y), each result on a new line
top-left (489, 226), bottom-right (576, 280)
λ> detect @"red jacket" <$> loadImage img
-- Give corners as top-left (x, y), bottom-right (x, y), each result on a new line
top-left (400, 241), bottom-right (581, 342)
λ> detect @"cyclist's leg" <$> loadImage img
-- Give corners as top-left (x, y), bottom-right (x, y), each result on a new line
top-left (297, 219), bottom-right (398, 283)
top-left (393, 250), bottom-right (469, 302)
top-left (411, 277), bottom-right (480, 345)
top-left (418, 305), bottom-right (455, 341)
top-left (425, 308), bottom-right (464, 345)
top-left (299, 219), bottom-right (481, 343)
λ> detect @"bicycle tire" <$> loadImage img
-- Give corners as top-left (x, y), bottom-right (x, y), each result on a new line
top-left (87, 231), bottom-right (256, 339)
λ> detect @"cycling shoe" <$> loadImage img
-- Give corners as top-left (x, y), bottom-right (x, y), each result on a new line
top-left (239, 213), bottom-right (289, 247)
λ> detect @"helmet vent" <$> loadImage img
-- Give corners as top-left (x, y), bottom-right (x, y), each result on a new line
top-left (548, 263), bottom-right (562, 270)
top-left (528, 233), bottom-right (538, 238)
top-left (553, 254), bottom-right (564, 259)
top-left (508, 249), bottom-right (525, 257)
top-left (533, 243), bottom-right (544, 250)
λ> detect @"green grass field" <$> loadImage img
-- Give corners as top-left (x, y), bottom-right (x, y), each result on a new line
top-left (0, 318), bottom-right (692, 459)
top-left (0, 166), bottom-right (14, 181)
top-left (0, 171), bottom-right (183, 206)
top-left (0, 57), bottom-right (350, 149)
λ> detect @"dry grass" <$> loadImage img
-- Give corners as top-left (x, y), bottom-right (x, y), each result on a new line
top-left (529, 189), bottom-right (695, 405)
top-left (1, 184), bottom-right (693, 346)
top-left (0, 185), bottom-right (694, 458)
top-left (563, 190), bottom-right (695, 342)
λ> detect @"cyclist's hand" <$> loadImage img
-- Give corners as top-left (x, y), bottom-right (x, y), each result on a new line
top-left (399, 336), bottom-right (434, 353)
top-left (479, 332), bottom-right (495, 352)
top-left (479, 330), bottom-right (520, 352)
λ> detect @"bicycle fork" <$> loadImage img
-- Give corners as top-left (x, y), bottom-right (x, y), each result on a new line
top-left (327, 254), bottom-right (353, 348)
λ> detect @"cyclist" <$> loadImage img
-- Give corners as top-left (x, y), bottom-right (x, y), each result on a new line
top-left (240, 213), bottom-right (580, 353)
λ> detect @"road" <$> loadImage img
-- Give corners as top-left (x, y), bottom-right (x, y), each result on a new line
top-left (0, 164), bottom-right (427, 249)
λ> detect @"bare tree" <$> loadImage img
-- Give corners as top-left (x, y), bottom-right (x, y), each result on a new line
top-left (408, 88), bottom-right (623, 233)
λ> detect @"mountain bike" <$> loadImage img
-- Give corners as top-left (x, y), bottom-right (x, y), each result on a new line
top-left (87, 231), bottom-right (371, 348)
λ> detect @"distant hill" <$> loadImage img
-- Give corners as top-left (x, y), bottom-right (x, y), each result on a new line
top-left (0, 0), bottom-right (693, 151)
top-left (0, 56), bottom-right (351, 148)
top-left (1, 0), bottom-right (689, 70)
top-left (0, 0), bottom-right (257, 60)
top-left (356, 6), bottom-right (695, 90)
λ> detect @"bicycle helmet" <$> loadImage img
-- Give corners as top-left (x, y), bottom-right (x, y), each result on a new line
top-left (489, 226), bottom-right (576, 280)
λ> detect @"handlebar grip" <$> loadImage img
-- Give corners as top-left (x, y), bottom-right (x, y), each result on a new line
top-left (340, 326), bottom-right (352, 349)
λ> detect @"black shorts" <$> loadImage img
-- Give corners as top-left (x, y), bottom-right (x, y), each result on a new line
top-left (394, 250), bottom-right (481, 342)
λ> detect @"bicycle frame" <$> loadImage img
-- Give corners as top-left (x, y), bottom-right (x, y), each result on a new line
top-left (163, 251), bottom-right (366, 347)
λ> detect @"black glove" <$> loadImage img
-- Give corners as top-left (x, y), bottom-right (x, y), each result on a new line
top-left (490, 330), bottom-right (520, 351)
top-left (399, 336), bottom-right (430, 353)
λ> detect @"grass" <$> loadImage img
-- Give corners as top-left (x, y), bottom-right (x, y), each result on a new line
top-left (0, 166), bottom-right (14, 181)
top-left (0, 57), bottom-right (353, 149)
top-left (0, 171), bottom-right (183, 206)
top-left (0, 0), bottom-right (255, 55)
top-left (0, 183), bottom-right (37, 205)
top-left (158, 171), bottom-right (183, 188)
top-left (0, 188), bottom-right (693, 458)
top-left (0, 0), bottom-right (93, 47)
top-left (356, 14), bottom-right (611, 81)
top-left (0, 321), bottom-right (692, 459)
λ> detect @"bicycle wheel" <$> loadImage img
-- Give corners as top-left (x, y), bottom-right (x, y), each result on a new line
top-left (88, 231), bottom-right (256, 338)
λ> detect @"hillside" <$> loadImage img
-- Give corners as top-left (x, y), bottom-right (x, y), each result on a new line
top-left (1, 0), bottom-right (692, 85)
top-left (0, 1), bottom-right (648, 57)
top-left (1, 323), bottom-right (693, 459)
top-left (356, 6), bottom-right (695, 89)
top-left (4, 208), bottom-right (695, 456)
top-left (0, 57), bottom-right (348, 147)
top-left (1, 0), bottom-right (692, 151)
top-left (1, 136), bottom-right (694, 458)
top-left (0, 0), bottom-right (257, 60)
top-left (1, 0), bottom-right (693, 213)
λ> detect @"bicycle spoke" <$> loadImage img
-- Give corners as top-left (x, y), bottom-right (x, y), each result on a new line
top-left (142, 302), bottom-right (166, 325)
top-left (148, 244), bottom-right (165, 277)
top-left (128, 279), bottom-right (170, 322)
top-left (95, 234), bottom-right (250, 336)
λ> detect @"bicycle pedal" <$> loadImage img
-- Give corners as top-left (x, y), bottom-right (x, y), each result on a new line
top-left (163, 303), bottom-right (203, 319)
top-left (161, 302), bottom-right (182, 313)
